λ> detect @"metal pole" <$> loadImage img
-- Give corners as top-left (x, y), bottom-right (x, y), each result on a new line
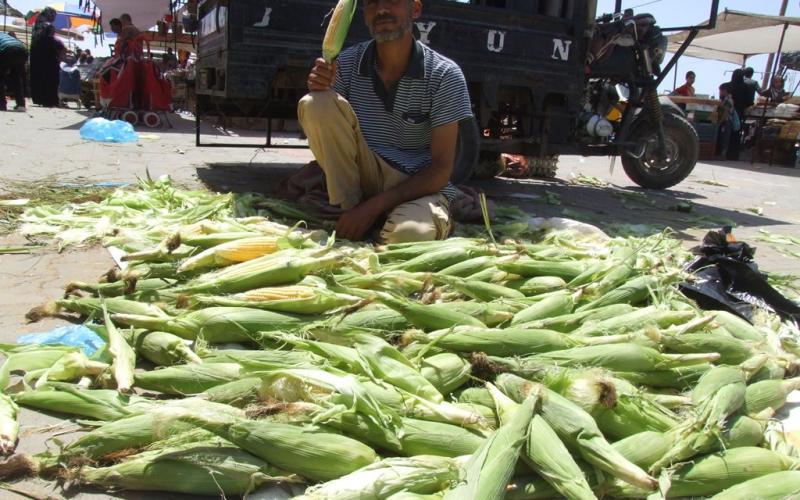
top-left (762, 0), bottom-right (789, 89)
top-left (615, 0), bottom-right (623, 14)
top-left (3, 0), bottom-right (8, 33)
top-left (673, 59), bottom-right (679, 90)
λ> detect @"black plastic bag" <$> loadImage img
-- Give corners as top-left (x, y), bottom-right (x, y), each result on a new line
top-left (679, 227), bottom-right (800, 326)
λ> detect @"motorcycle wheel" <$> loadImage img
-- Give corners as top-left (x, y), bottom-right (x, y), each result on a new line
top-left (621, 113), bottom-right (699, 189)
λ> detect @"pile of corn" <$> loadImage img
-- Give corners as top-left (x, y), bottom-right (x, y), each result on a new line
top-left (3, 183), bottom-right (800, 499)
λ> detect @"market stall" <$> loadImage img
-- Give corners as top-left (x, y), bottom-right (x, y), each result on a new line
top-left (668, 9), bottom-right (800, 166)
top-left (667, 95), bottom-right (720, 161)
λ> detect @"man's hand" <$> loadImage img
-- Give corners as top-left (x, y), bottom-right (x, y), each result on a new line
top-left (336, 198), bottom-right (386, 241)
top-left (307, 58), bottom-right (337, 92)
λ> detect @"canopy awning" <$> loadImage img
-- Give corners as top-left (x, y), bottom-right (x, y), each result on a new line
top-left (667, 9), bottom-right (800, 65)
top-left (90, 0), bottom-right (170, 32)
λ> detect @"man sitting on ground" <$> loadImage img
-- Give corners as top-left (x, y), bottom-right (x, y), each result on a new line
top-left (299, 0), bottom-right (472, 243)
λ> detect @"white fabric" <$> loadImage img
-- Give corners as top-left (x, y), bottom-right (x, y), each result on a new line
top-left (667, 9), bottom-right (800, 65)
top-left (90, 0), bottom-right (167, 32)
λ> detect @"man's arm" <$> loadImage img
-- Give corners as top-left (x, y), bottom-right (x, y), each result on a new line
top-left (335, 121), bottom-right (458, 240)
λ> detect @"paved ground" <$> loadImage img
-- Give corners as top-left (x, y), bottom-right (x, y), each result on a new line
top-left (0, 105), bottom-right (799, 499)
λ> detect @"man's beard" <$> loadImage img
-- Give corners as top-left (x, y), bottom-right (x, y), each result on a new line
top-left (370, 16), bottom-right (412, 43)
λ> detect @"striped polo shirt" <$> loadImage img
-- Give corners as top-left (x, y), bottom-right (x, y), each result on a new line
top-left (332, 39), bottom-right (472, 201)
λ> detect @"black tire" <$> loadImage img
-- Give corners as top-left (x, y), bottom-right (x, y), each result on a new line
top-left (621, 112), bottom-right (699, 189)
top-left (451, 116), bottom-right (480, 185)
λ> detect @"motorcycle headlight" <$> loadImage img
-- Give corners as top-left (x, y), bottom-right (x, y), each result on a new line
top-left (651, 34), bottom-right (668, 66)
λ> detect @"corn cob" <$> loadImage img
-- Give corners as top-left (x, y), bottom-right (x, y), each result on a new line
top-left (134, 363), bottom-right (243, 395)
top-left (323, 0), bottom-right (358, 63)
top-left (435, 275), bottom-right (525, 302)
top-left (456, 387), bottom-right (496, 409)
top-left (332, 307), bottom-right (411, 332)
top-left (103, 305), bottom-right (136, 393)
top-left (28, 297), bottom-right (168, 322)
top-left (444, 300), bottom-right (516, 327)
top-left (355, 334), bottom-right (443, 402)
top-left (517, 303), bottom-right (636, 332)
top-left (495, 373), bottom-right (657, 491)
top-left (193, 286), bottom-right (357, 314)
top-left (179, 231), bottom-right (265, 248)
top-left (743, 377), bottom-right (800, 416)
top-left (199, 377), bottom-right (262, 407)
top-left (79, 444), bottom-right (289, 496)
top-left (375, 292), bottom-right (487, 330)
top-left (0, 393), bottom-right (18, 456)
top-left (385, 244), bottom-right (493, 273)
top-left (708, 470), bottom-right (800, 499)
top-left (65, 278), bottom-right (176, 298)
top-left (298, 455), bottom-right (460, 499)
top-left (419, 326), bottom-right (579, 357)
top-left (0, 344), bottom-right (78, 389)
top-left (443, 393), bottom-right (537, 500)
top-left (26, 351), bottom-right (109, 389)
top-left (526, 344), bottom-right (719, 372)
top-left (612, 431), bottom-right (673, 470)
top-left (124, 330), bottom-right (202, 366)
top-left (576, 274), bottom-right (665, 312)
top-left (496, 258), bottom-right (590, 281)
top-left (712, 310), bottom-right (765, 342)
top-left (112, 306), bottom-right (306, 343)
top-left (177, 235), bottom-right (287, 273)
top-left (572, 307), bottom-right (695, 337)
top-left (505, 475), bottom-right (564, 500)
top-left (750, 358), bottom-right (789, 382)
top-left (171, 410), bottom-right (379, 481)
top-left (614, 364), bottom-right (711, 390)
top-left (659, 331), bottom-right (754, 365)
top-left (378, 238), bottom-right (479, 259)
top-left (510, 291), bottom-right (576, 325)
top-left (420, 353), bottom-right (471, 396)
top-left (179, 248), bottom-right (344, 294)
top-left (514, 276), bottom-right (567, 295)
top-left (438, 255), bottom-right (496, 277)
top-left (14, 383), bottom-right (155, 421)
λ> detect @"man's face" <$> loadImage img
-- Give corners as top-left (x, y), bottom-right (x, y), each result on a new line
top-left (364, 0), bottom-right (421, 44)
top-left (110, 23), bottom-right (121, 34)
top-left (687, 74), bottom-right (695, 85)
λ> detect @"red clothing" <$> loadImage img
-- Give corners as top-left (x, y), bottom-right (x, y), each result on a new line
top-left (674, 83), bottom-right (695, 97)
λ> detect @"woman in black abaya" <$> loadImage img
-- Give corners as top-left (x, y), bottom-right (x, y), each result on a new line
top-left (29, 8), bottom-right (65, 107)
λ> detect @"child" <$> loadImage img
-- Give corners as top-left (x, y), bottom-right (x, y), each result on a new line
top-left (716, 83), bottom-right (735, 160)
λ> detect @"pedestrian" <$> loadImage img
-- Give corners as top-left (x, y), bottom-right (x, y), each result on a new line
top-left (743, 67), bottom-right (760, 105)
top-left (726, 69), bottom-right (751, 160)
top-left (716, 83), bottom-right (735, 160)
top-left (84, 49), bottom-right (94, 64)
top-left (759, 75), bottom-right (791, 104)
top-left (0, 31), bottom-right (28, 112)
top-left (672, 71), bottom-right (696, 97)
top-left (298, 0), bottom-right (472, 243)
top-left (30, 8), bottom-right (65, 107)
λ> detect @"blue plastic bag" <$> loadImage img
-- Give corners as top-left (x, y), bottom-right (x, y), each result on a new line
top-left (80, 118), bottom-right (138, 143)
top-left (18, 325), bottom-right (106, 357)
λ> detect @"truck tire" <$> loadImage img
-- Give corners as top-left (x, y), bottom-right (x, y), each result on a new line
top-left (526, 155), bottom-right (559, 178)
top-left (451, 116), bottom-right (480, 185)
top-left (621, 112), bottom-right (699, 189)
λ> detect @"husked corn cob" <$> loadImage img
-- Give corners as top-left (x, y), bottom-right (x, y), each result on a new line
top-left (177, 236), bottom-right (283, 273)
top-left (322, 0), bottom-right (358, 63)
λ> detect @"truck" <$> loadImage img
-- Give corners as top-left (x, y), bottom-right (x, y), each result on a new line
top-left (195, 0), bottom-right (719, 188)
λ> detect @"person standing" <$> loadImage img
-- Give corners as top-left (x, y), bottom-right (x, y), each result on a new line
top-left (298, 0), bottom-right (472, 243)
top-left (716, 83), bottom-right (735, 160)
top-left (759, 75), bottom-right (791, 104)
top-left (0, 32), bottom-right (28, 111)
top-left (29, 8), bottom-right (65, 107)
top-left (673, 71), bottom-right (696, 97)
top-left (727, 69), bottom-right (750, 160)
top-left (743, 67), bottom-right (760, 106)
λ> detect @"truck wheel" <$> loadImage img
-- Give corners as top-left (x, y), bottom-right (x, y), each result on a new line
top-left (621, 113), bottom-right (699, 189)
top-left (526, 155), bottom-right (559, 178)
top-left (451, 116), bottom-right (480, 185)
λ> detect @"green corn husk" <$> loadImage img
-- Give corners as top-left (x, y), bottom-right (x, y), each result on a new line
top-left (0, 393), bottom-right (18, 456)
top-left (0, 344), bottom-right (79, 389)
top-left (525, 344), bottom-right (718, 372)
top-left (436, 275), bottom-right (525, 302)
top-left (510, 292), bottom-right (575, 326)
top-left (124, 330), bottom-right (202, 366)
top-left (659, 332), bottom-right (754, 365)
top-left (376, 292), bottom-right (486, 331)
top-left (445, 301), bottom-right (516, 327)
top-left (354, 334), bottom-right (443, 402)
top-left (134, 363), bottom-right (243, 395)
top-left (576, 274), bottom-right (664, 312)
top-left (456, 387), bottom-right (496, 409)
top-left (169, 410), bottom-right (379, 481)
top-left (420, 353), bottom-right (471, 395)
top-left (322, 0), bottom-right (360, 63)
top-left (332, 307), bottom-right (411, 332)
top-left (495, 373), bottom-right (657, 491)
top-left (25, 351), bottom-right (109, 389)
top-left (199, 377), bottom-right (262, 407)
top-left (103, 305), bottom-right (136, 393)
top-left (612, 431), bottom-right (673, 469)
top-left (387, 245), bottom-right (493, 273)
top-left (512, 276), bottom-right (567, 295)
top-left (692, 364), bottom-right (750, 404)
top-left (505, 475), bottom-right (564, 500)
top-left (193, 287), bottom-right (357, 315)
top-left (743, 377), bottom-right (800, 416)
top-left (297, 455), bottom-right (460, 500)
top-left (712, 310), bottom-right (765, 342)
top-left (517, 303), bottom-right (636, 333)
top-left (112, 306), bottom-right (306, 343)
top-left (613, 364), bottom-right (711, 390)
top-left (79, 444), bottom-right (291, 495)
top-left (485, 385), bottom-right (595, 500)
top-left (496, 258), bottom-right (589, 281)
top-left (708, 470), bottom-right (800, 500)
top-left (65, 278), bottom-right (177, 298)
top-left (572, 307), bottom-right (695, 337)
top-left (443, 393), bottom-right (537, 500)
top-left (419, 326), bottom-right (580, 357)
top-left (749, 359), bottom-right (788, 383)
top-left (438, 256), bottom-right (496, 277)
top-left (179, 248), bottom-right (344, 294)
top-left (31, 297), bottom-right (168, 322)
top-left (13, 383), bottom-right (155, 421)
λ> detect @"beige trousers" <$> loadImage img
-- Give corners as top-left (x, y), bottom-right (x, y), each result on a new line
top-left (297, 91), bottom-right (451, 244)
